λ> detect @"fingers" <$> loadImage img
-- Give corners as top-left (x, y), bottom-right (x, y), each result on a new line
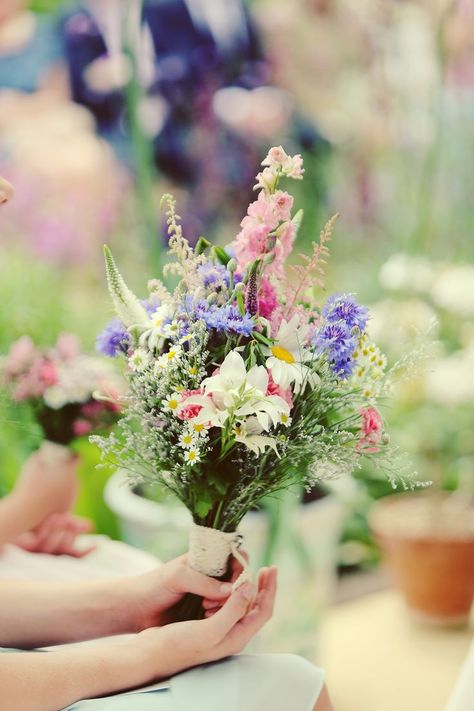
top-left (203, 583), bottom-right (255, 641)
top-left (0, 175), bottom-right (13, 205)
top-left (174, 564), bottom-right (234, 601)
top-left (239, 566), bottom-right (277, 634)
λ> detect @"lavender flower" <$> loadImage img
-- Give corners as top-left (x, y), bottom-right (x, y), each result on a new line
top-left (322, 293), bottom-right (369, 332)
top-left (313, 321), bottom-right (358, 379)
top-left (96, 318), bottom-right (130, 357)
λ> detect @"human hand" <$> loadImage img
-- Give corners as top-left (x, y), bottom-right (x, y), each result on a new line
top-left (14, 512), bottom-right (95, 557)
top-left (13, 446), bottom-right (80, 526)
top-left (0, 174), bottom-right (13, 204)
top-left (134, 567), bottom-right (277, 680)
top-left (127, 553), bottom-right (248, 630)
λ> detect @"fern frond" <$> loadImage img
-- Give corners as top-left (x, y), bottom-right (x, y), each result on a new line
top-left (286, 214), bottom-right (338, 314)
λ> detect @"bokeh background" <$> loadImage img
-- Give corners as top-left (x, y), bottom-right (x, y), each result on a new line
top-left (1, 2), bottom-right (473, 710)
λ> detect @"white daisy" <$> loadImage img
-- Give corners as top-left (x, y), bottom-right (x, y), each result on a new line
top-left (156, 345), bottom-right (182, 370)
top-left (280, 412), bottom-right (292, 427)
top-left (162, 392), bottom-right (181, 414)
top-left (178, 430), bottom-right (196, 449)
top-left (183, 447), bottom-right (200, 465)
top-left (129, 348), bottom-right (151, 371)
top-left (263, 315), bottom-right (319, 392)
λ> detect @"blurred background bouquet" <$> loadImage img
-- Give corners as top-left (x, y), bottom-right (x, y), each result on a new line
top-left (1, 332), bottom-right (123, 446)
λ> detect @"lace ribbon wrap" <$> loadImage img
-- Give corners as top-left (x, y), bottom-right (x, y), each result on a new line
top-left (189, 522), bottom-right (252, 590)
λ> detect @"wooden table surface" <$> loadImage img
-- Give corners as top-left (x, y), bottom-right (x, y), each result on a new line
top-left (319, 589), bottom-right (473, 711)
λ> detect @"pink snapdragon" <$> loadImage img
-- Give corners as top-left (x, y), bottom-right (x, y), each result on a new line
top-left (357, 407), bottom-right (383, 453)
top-left (266, 372), bottom-right (293, 408)
top-left (272, 190), bottom-right (293, 222)
top-left (178, 389), bottom-right (203, 420)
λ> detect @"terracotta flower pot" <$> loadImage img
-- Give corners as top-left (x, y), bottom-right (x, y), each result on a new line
top-left (369, 492), bottom-right (474, 625)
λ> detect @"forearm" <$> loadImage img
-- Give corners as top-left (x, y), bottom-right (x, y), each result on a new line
top-left (0, 640), bottom-right (153, 711)
top-left (0, 579), bottom-right (136, 648)
top-left (0, 493), bottom-right (43, 545)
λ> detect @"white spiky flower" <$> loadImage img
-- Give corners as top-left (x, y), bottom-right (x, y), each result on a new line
top-left (104, 246), bottom-right (150, 329)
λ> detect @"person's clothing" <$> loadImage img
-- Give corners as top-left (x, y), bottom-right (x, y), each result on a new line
top-left (0, 13), bottom-right (63, 92)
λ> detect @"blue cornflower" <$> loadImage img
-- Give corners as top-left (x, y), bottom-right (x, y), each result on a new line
top-left (322, 293), bottom-right (369, 332)
top-left (313, 320), bottom-right (358, 379)
top-left (96, 319), bottom-right (130, 357)
top-left (185, 299), bottom-right (254, 337)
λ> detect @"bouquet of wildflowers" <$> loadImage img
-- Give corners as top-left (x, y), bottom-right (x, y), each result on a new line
top-left (1, 333), bottom-right (122, 448)
top-left (96, 146), bottom-right (414, 618)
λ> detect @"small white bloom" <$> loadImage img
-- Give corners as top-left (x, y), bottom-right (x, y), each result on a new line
top-left (156, 345), bottom-right (182, 370)
top-left (183, 447), bottom-right (200, 465)
top-left (162, 392), bottom-right (181, 413)
top-left (280, 412), bottom-right (291, 427)
top-left (178, 430), bottom-right (196, 449)
top-left (129, 348), bottom-right (151, 371)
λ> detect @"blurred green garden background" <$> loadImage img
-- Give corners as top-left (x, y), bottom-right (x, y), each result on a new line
top-left (1, 0), bottom-right (473, 571)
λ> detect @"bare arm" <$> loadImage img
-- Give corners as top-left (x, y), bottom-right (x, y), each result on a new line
top-left (0, 640), bottom-right (152, 711)
top-left (0, 572), bottom-right (277, 711)
top-left (0, 579), bottom-right (135, 648)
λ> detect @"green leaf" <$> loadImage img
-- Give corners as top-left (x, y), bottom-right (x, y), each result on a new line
top-left (253, 331), bottom-right (273, 346)
top-left (195, 498), bottom-right (213, 519)
top-left (236, 289), bottom-right (245, 315)
top-left (195, 236), bottom-right (211, 255)
top-left (213, 246), bottom-right (231, 266)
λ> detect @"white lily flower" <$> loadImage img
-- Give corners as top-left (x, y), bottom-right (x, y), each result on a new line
top-left (234, 417), bottom-right (279, 456)
top-left (263, 315), bottom-right (320, 392)
top-left (178, 350), bottom-right (289, 432)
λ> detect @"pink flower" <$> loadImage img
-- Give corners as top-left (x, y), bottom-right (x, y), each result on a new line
top-left (73, 419), bottom-right (93, 436)
top-left (38, 359), bottom-right (58, 387)
top-left (357, 407), bottom-right (383, 453)
top-left (178, 389), bottom-right (203, 421)
top-left (3, 336), bottom-right (37, 377)
top-left (266, 372), bottom-right (293, 408)
top-left (287, 154), bottom-right (304, 179)
top-left (246, 191), bottom-right (279, 228)
top-left (55, 333), bottom-right (80, 360)
top-left (258, 277), bottom-right (277, 318)
top-left (271, 190), bottom-right (293, 222)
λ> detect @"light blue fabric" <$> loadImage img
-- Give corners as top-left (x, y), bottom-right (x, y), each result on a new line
top-left (64, 654), bottom-right (324, 711)
top-left (0, 650), bottom-right (324, 711)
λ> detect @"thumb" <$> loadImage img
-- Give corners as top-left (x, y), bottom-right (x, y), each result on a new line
top-left (204, 583), bottom-right (255, 641)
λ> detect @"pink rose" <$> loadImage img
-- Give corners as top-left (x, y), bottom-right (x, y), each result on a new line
top-left (266, 372), bottom-right (293, 408)
top-left (177, 389), bottom-right (203, 421)
top-left (357, 407), bottom-right (383, 453)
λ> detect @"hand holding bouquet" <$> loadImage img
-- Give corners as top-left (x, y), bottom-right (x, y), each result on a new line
top-left (96, 146), bottom-right (416, 619)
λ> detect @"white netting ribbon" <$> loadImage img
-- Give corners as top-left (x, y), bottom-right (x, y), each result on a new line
top-left (189, 522), bottom-right (252, 590)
